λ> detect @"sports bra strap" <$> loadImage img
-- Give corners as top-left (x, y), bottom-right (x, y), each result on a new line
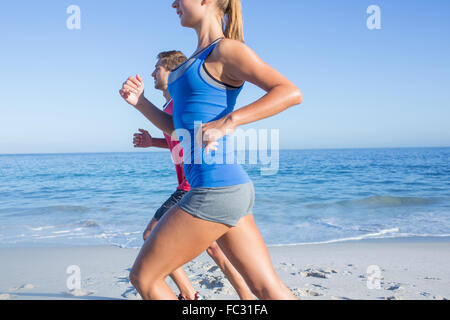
top-left (199, 38), bottom-right (223, 61)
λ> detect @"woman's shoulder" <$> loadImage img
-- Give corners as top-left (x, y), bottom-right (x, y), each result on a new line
top-left (215, 38), bottom-right (253, 61)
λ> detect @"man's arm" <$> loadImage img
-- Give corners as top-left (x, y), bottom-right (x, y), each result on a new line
top-left (151, 138), bottom-right (170, 149)
top-left (133, 129), bottom-right (169, 149)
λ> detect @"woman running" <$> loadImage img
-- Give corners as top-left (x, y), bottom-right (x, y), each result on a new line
top-left (120, 0), bottom-right (302, 300)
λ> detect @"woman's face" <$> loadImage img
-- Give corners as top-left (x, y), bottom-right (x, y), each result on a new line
top-left (172, 0), bottom-right (207, 28)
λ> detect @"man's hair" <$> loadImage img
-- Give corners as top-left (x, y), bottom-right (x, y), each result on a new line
top-left (157, 51), bottom-right (187, 71)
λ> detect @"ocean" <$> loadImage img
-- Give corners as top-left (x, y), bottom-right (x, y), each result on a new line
top-left (0, 147), bottom-right (449, 248)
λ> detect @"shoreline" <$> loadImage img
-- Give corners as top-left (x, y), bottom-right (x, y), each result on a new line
top-left (0, 237), bottom-right (449, 300)
top-left (2, 235), bottom-right (450, 250)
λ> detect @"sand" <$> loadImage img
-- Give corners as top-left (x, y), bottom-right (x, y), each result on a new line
top-left (0, 237), bottom-right (449, 300)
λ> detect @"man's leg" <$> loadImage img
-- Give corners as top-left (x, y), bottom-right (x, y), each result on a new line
top-left (206, 242), bottom-right (255, 300)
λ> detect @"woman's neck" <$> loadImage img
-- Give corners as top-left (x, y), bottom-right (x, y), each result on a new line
top-left (193, 17), bottom-right (225, 53)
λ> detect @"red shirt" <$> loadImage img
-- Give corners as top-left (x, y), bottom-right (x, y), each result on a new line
top-left (163, 100), bottom-right (191, 191)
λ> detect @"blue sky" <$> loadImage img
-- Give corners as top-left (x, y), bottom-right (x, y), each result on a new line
top-left (0, 0), bottom-right (449, 154)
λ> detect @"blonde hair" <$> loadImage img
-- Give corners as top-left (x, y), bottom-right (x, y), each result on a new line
top-left (157, 50), bottom-right (187, 71)
top-left (216, 0), bottom-right (244, 42)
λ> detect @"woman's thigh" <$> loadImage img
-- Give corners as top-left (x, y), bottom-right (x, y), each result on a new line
top-left (131, 204), bottom-right (231, 281)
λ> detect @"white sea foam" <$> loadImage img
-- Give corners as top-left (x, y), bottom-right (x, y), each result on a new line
top-left (27, 226), bottom-right (55, 231)
top-left (52, 230), bottom-right (71, 234)
top-left (269, 228), bottom-right (400, 247)
top-left (269, 230), bottom-right (450, 247)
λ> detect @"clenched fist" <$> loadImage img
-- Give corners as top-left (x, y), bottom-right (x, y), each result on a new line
top-left (119, 75), bottom-right (145, 107)
top-left (133, 129), bottom-right (153, 148)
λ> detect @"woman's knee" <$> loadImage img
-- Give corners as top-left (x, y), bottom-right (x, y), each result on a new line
top-left (129, 267), bottom-right (158, 293)
top-left (129, 268), bottom-right (142, 289)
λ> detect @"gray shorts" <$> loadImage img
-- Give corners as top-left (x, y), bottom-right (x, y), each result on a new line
top-left (176, 180), bottom-right (255, 227)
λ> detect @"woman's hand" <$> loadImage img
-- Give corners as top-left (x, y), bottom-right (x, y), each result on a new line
top-left (133, 129), bottom-right (153, 148)
top-left (119, 75), bottom-right (145, 107)
top-left (195, 114), bottom-right (236, 155)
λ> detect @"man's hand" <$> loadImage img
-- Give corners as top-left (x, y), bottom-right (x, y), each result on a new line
top-left (119, 75), bottom-right (145, 107)
top-left (133, 129), bottom-right (153, 148)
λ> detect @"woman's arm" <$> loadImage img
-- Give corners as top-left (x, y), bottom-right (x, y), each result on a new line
top-left (196, 39), bottom-right (302, 154)
top-left (120, 75), bottom-right (177, 139)
top-left (219, 39), bottom-right (303, 128)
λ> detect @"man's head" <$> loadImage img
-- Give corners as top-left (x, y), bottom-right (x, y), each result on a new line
top-left (152, 50), bottom-right (187, 91)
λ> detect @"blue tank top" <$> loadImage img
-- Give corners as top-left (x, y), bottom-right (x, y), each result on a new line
top-left (168, 38), bottom-right (251, 188)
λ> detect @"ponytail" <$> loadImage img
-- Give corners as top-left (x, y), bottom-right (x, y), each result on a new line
top-left (219, 0), bottom-right (244, 42)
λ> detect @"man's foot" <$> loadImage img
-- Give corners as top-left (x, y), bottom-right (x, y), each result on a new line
top-left (178, 291), bottom-right (203, 300)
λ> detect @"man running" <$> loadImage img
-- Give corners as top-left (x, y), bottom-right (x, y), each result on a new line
top-left (124, 50), bottom-right (254, 300)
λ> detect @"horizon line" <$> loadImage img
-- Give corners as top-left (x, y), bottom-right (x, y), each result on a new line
top-left (0, 145), bottom-right (449, 156)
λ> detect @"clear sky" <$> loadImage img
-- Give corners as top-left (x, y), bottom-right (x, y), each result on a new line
top-left (0, 0), bottom-right (449, 154)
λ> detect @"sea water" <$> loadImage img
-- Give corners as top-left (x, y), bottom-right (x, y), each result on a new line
top-left (0, 147), bottom-right (449, 248)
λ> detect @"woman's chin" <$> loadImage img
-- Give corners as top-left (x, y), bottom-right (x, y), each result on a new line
top-left (180, 19), bottom-right (188, 27)
top-left (179, 17), bottom-right (194, 28)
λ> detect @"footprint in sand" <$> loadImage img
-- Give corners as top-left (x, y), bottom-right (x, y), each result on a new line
top-left (66, 289), bottom-right (94, 297)
top-left (385, 283), bottom-right (402, 291)
top-left (291, 288), bottom-right (322, 297)
top-left (207, 266), bottom-right (220, 273)
top-left (116, 276), bottom-right (131, 285)
top-left (380, 296), bottom-right (403, 300)
top-left (423, 276), bottom-right (441, 280)
top-left (193, 274), bottom-right (235, 296)
top-left (278, 262), bottom-right (297, 272)
top-left (331, 296), bottom-right (352, 300)
top-left (11, 284), bottom-right (35, 291)
top-left (199, 275), bottom-right (224, 288)
top-left (121, 287), bottom-right (141, 300)
top-left (307, 283), bottom-right (328, 290)
top-left (419, 291), bottom-right (431, 297)
top-left (82, 278), bottom-right (96, 286)
top-left (185, 261), bottom-right (203, 275)
top-left (300, 268), bottom-right (337, 279)
top-left (0, 293), bottom-right (16, 300)
top-left (343, 270), bottom-right (353, 276)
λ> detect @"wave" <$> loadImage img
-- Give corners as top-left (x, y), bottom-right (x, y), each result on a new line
top-left (306, 195), bottom-right (436, 209)
top-left (0, 205), bottom-right (90, 217)
top-left (269, 229), bottom-right (450, 247)
top-left (46, 205), bottom-right (90, 213)
top-left (51, 230), bottom-right (71, 234)
top-left (26, 226), bottom-right (55, 231)
top-left (73, 220), bottom-right (100, 228)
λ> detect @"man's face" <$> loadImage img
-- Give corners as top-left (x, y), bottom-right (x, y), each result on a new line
top-left (151, 60), bottom-right (171, 91)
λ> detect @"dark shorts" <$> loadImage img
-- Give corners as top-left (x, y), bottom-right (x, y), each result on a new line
top-left (153, 189), bottom-right (189, 221)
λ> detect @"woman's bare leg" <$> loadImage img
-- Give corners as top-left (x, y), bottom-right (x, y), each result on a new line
top-left (206, 242), bottom-right (255, 300)
top-left (145, 218), bottom-right (254, 300)
top-left (217, 214), bottom-right (297, 300)
top-left (130, 205), bottom-right (231, 300)
top-left (142, 217), bottom-right (197, 300)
